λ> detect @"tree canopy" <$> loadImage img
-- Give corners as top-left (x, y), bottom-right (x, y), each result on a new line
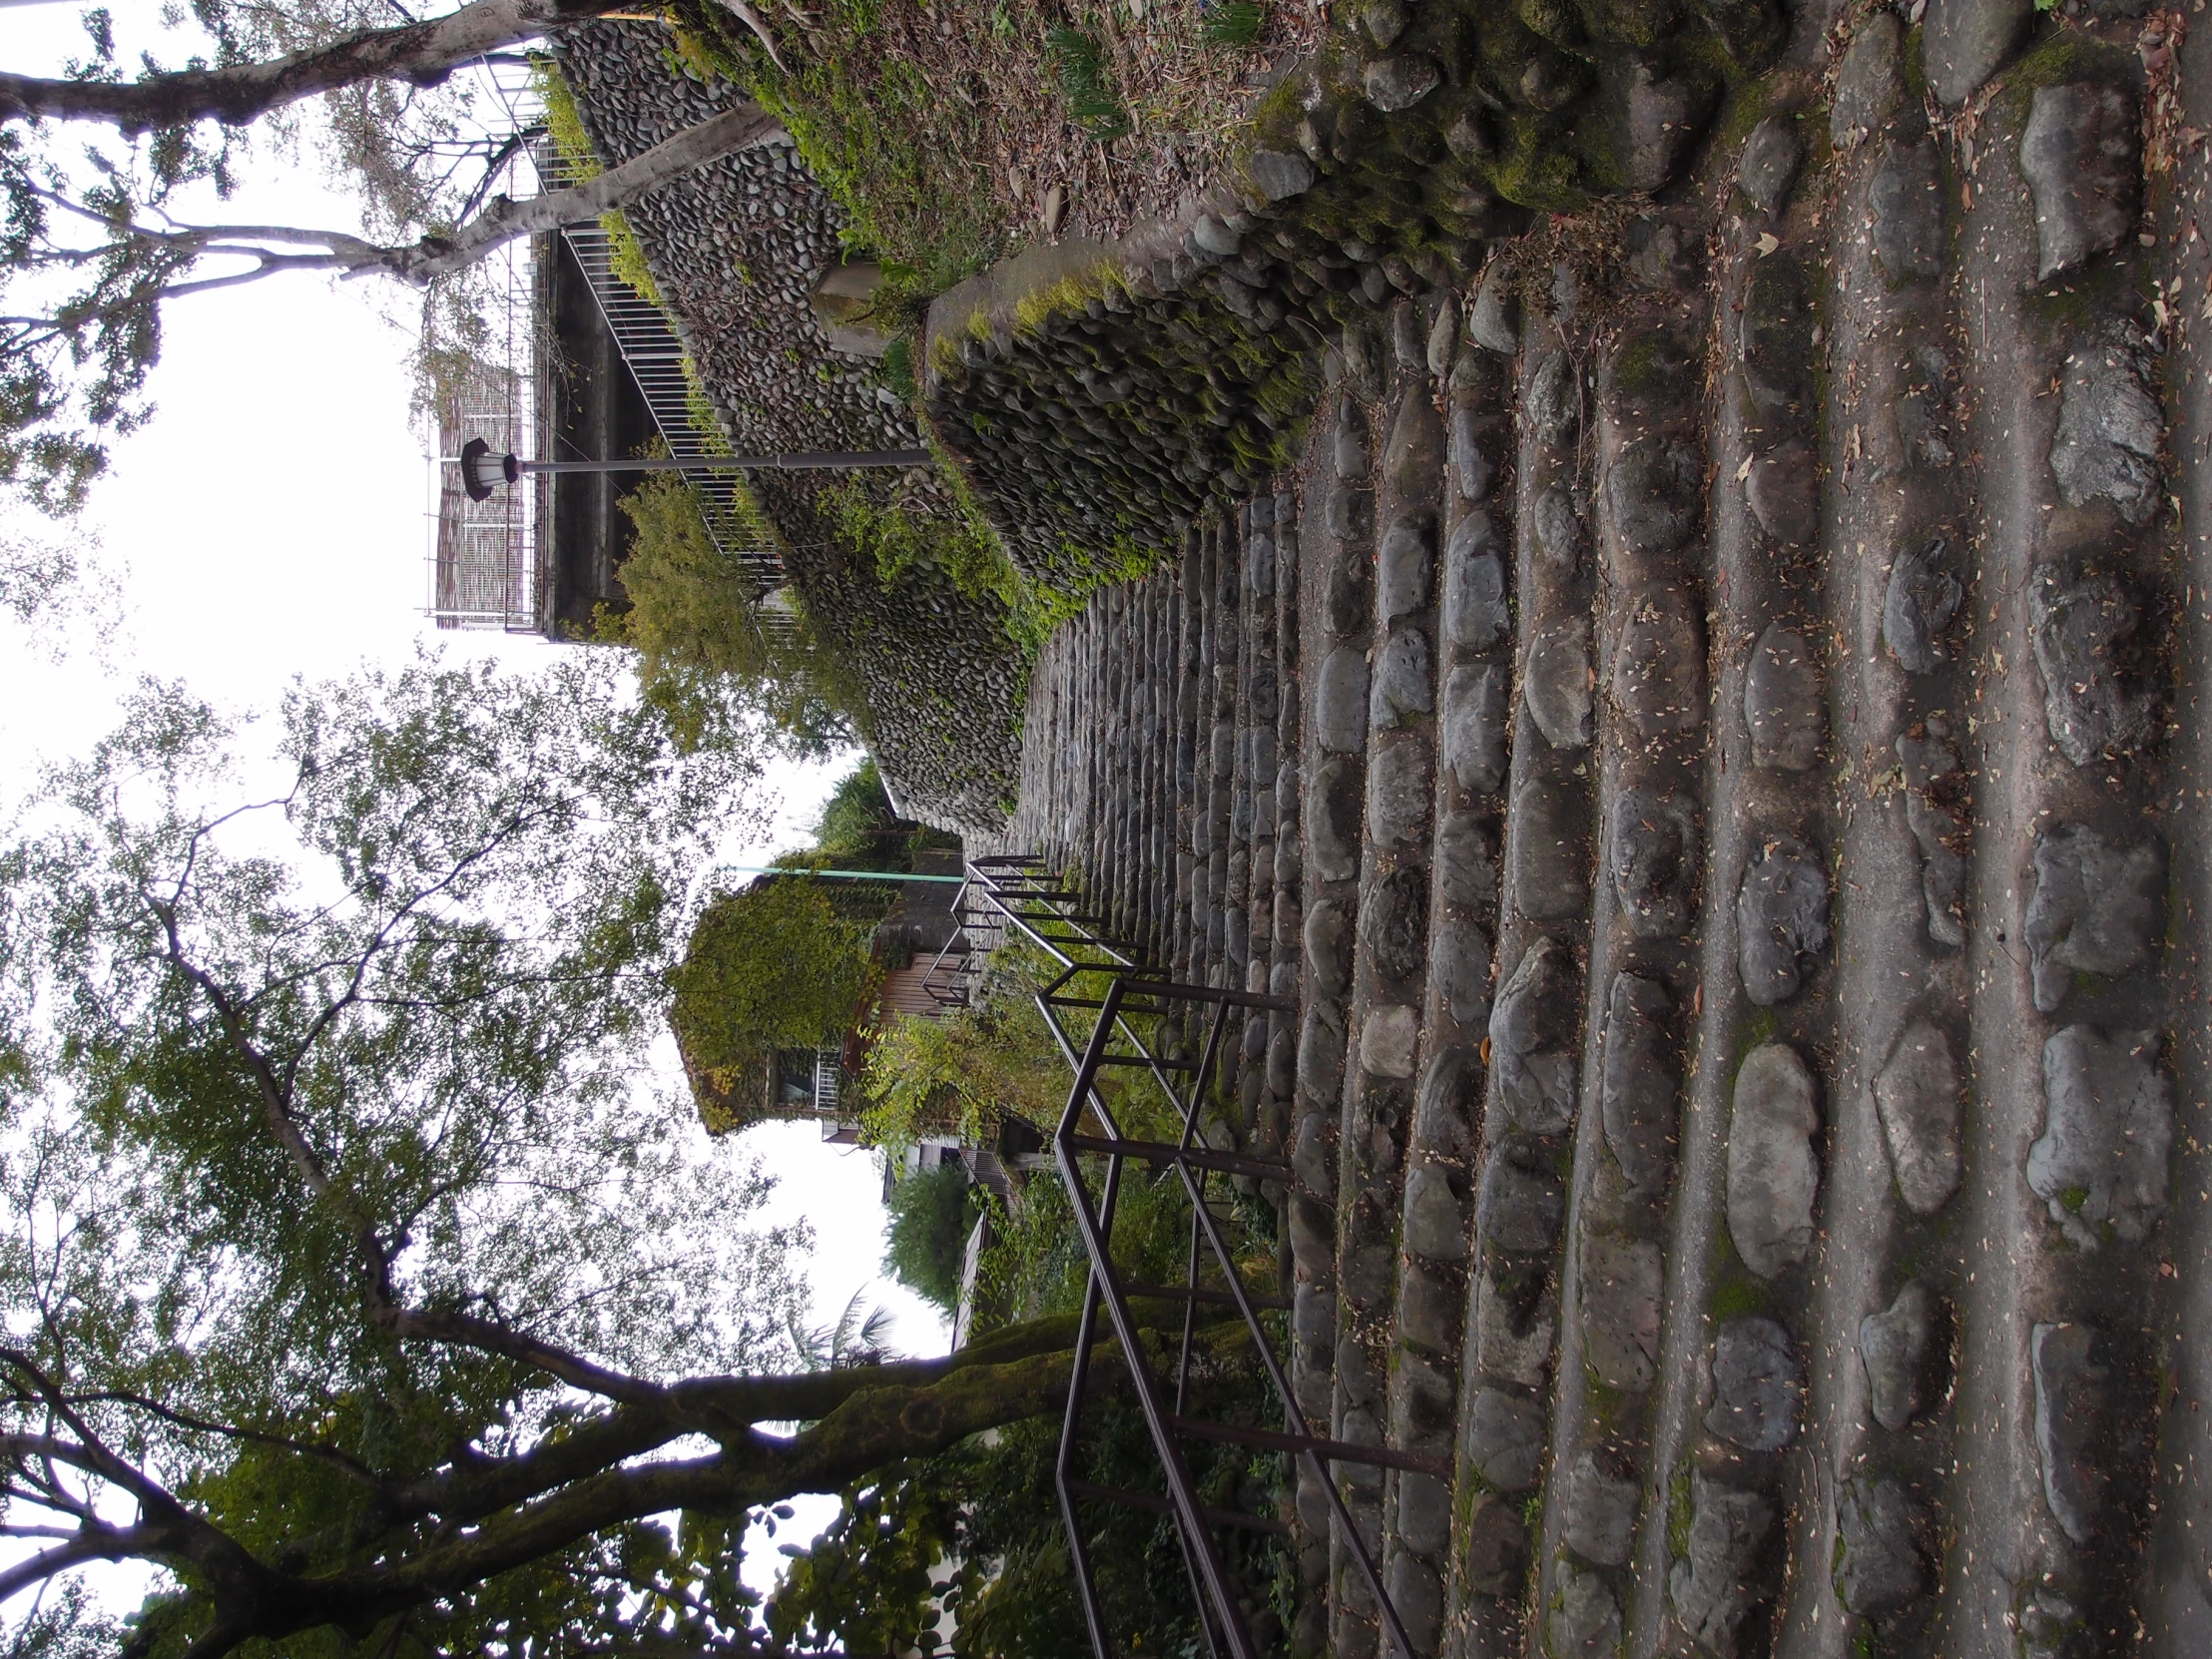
top-left (0, 0), bottom-right (779, 513)
top-left (0, 651), bottom-right (1147, 1656)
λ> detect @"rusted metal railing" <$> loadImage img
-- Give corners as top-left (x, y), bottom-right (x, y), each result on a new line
top-left (940, 855), bottom-right (1434, 1658)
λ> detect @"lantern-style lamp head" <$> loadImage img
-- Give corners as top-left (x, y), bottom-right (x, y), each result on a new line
top-left (458, 437), bottom-right (520, 502)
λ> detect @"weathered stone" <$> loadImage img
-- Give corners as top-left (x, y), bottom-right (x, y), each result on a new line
top-left (1316, 645), bottom-right (1372, 754)
top-left (1532, 483), bottom-right (1588, 578)
top-left (1334, 398), bottom-right (1371, 480)
top-left (1737, 115), bottom-right (1804, 218)
top-left (1727, 1042), bottom-right (1821, 1277)
top-left (1612, 786), bottom-right (1700, 938)
top-left (1442, 513), bottom-right (1507, 651)
top-left (1289, 1194), bottom-right (1335, 1286)
top-left (1415, 1045), bottom-right (1480, 1160)
top-left (1489, 936), bottom-right (1578, 1134)
top-left (1603, 436), bottom-right (1699, 567)
top-left (1436, 810), bottom-right (1497, 909)
top-left (1342, 316), bottom-right (1386, 401)
top-left (2028, 563), bottom-right (2157, 763)
top-left (1737, 834), bottom-right (1830, 1004)
top-left (1739, 256), bottom-right (1812, 416)
top-left (1744, 624), bottom-right (1823, 772)
top-left (1298, 1000), bottom-right (1348, 1107)
top-left (1450, 407), bottom-right (1496, 501)
top-left (1601, 972), bottom-right (1678, 1192)
top-left (1869, 137), bottom-right (1944, 283)
top-left (1509, 773), bottom-right (1590, 919)
top-left (1874, 1019), bottom-right (1962, 1216)
top-left (1461, 1491), bottom-right (1533, 1597)
top-left (2024, 826), bottom-right (2164, 1011)
top-left (1613, 584), bottom-right (1705, 738)
top-left (1309, 756), bottom-right (1363, 883)
top-left (1389, 297), bottom-right (1425, 369)
top-left (1403, 1163), bottom-right (1470, 1261)
top-left (1361, 1003), bottom-right (1419, 1081)
top-left (1624, 216), bottom-right (1701, 289)
top-left (1190, 214), bottom-right (1241, 258)
top-left (1384, 380), bottom-right (1444, 494)
top-left (1527, 350), bottom-right (1580, 446)
top-left (1469, 260), bottom-right (1520, 353)
top-left (2018, 1587), bottom-right (2088, 1659)
top-left (1745, 442), bottom-right (1817, 547)
top-left (1619, 62), bottom-right (1707, 192)
top-left (1442, 663), bottom-right (1509, 795)
top-left (1550, 1560), bottom-right (1623, 1657)
top-left (1705, 1316), bottom-right (1804, 1450)
top-left (2031, 1322), bottom-right (2108, 1545)
top-left (1304, 897), bottom-right (1353, 998)
top-left (1474, 1268), bottom-right (1554, 1392)
top-left (1465, 1386), bottom-right (1546, 1490)
top-left (2029, 1025), bottom-right (2173, 1249)
top-left (1432, 915), bottom-right (1493, 1025)
top-left (1427, 293), bottom-right (1460, 380)
top-left (1365, 53), bottom-right (1441, 112)
top-left (1580, 1231), bottom-right (1664, 1392)
top-left (1247, 147), bottom-right (1318, 202)
top-left (1831, 13), bottom-right (1902, 147)
top-left (1378, 514), bottom-right (1434, 624)
top-left (2051, 320), bottom-right (2163, 526)
top-left (1371, 627), bottom-right (1435, 728)
top-left (1362, 0), bottom-right (1406, 48)
top-left (1478, 1136), bottom-right (1565, 1256)
top-left (2021, 83), bottom-right (2139, 280)
top-left (1860, 1280), bottom-right (1939, 1432)
top-left (1925, 0), bottom-right (2031, 107)
top-left (1884, 538), bottom-right (1963, 673)
top-left (1325, 555), bottom-right (1370, 638)
top-left (1834, 1476), bottom-right (1927, 1616)
top-left (1562, 1449), bottom-right (1639, 1568)
top-left (1294, 1109), bottom-right (1337, 1201)
top-left (1362, 863), bottom-right (1429, 985)
top-left (1383, 1555), bottom-right (1443, 1652)
top-left (1326, 483), bottom-right (1375, 542)
top-left (1527, 618), bottom-right (1595, 749)
top-left (1293, 1280), bottom-right (1335, 1349)
top-left (1669, 1476), bottom-right (1775, 1659)
top-left (1367, 734), bottom-right (1432, 846)
top-left (1398, 1258), bottom-right (1458, 1356)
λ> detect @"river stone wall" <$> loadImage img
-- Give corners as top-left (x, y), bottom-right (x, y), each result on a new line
top-left (555, 22), bottom-right (1024, 834)
top-left (921, 0), bottom-right (1785, 587)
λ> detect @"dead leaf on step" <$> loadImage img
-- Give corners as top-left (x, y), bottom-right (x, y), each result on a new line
top-left (1755, 232), bottom-right (1780, 257)
top-left (1042, 183), bottom-right (1067, 235)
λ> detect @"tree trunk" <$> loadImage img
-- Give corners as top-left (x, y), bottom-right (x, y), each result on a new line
top-left (373, 103), bottom-right (784, 284)
top-left (0, 0), bottom-right (637, 132)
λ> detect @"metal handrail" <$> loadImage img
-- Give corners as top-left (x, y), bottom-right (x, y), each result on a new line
top-left (953, 854), bottom-right (1430, 1658)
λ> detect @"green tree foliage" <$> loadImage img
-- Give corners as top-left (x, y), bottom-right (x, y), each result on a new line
top-left (0, 650), bottom-right (1179, 1657)
top-left (859, 997), bottom-right (1065, 1154)
top-left (669, 876), bottom-right (876, 1096)
top-left (598, 470), bottom-right (861, 759)
top-left (882, 1161), bottom-right (978, 1313)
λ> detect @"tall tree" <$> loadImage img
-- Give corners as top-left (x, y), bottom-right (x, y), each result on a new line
top-left (0, 656), bottom-right (1201, 1657)
top-left (0, 0), bottom-right (785, 512)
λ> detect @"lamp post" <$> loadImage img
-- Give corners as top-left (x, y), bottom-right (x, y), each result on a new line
top-left (452, 437), bottom-right (932, 502)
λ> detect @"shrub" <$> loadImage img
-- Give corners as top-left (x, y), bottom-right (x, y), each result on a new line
top-left (1045, 26), bottom-right (1131, 140)
top-left (1200, 0), bottom-right (1266, 45)
top-left (881, 1160), bottom-right (978, 1312)
top-left (597, 470), bottom-right (862, 757)
top-left (669, 878), bottom-right (877, 1090)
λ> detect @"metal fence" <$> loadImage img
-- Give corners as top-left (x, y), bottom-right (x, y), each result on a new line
top-left (946, 855), bottom-right (1434, 1659)
top-left (425, 54), bottom-right (792, 630)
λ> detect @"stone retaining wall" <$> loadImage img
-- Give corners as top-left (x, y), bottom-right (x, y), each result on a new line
top-left (557, 23), bottom-right (1025, 832)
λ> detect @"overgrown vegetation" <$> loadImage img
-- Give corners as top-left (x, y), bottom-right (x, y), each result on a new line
top-left (668, 876), bottom-right (879, 1129)
top-left (595, 469), bottom-right (864, 755)
top-left (882, 1160), bottom-right (981, 1312)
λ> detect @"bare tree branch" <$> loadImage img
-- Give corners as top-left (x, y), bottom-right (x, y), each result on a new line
top-left (0, 0), bottom-right (648, 133)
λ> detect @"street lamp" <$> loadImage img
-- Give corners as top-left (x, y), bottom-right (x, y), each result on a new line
top-left (453, 437), bottom-right (932, 502)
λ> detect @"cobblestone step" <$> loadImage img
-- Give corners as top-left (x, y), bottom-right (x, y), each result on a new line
top-left (992, 12), bottom-right (2209, 1653)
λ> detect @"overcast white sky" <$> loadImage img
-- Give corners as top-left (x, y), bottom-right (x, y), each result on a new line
top-left (0, 0), bottom-right (945, 1618)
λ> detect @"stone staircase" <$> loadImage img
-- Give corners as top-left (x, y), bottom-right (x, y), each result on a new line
top-left (994, 13), bottom-right (2209, 1656)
